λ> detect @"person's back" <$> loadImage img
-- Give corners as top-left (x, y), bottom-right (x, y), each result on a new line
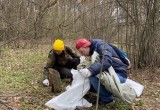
top-left (88, 39), bottom-right (128, 78)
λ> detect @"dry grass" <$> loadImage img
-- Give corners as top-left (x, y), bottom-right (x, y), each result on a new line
top-left (0, 41), bottom-right (160, 110)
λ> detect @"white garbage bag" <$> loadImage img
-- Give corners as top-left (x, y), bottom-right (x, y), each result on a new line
top-left (45, 69), bottom-right (92, 110)
top-left (125, 79), bottom-right (144, 97)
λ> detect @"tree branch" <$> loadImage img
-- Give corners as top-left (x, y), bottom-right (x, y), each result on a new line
top-left (115, 0), bottom-right (135, 24)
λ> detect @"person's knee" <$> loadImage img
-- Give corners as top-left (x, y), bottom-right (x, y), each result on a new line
top-left (120, 77), bottom-right (126, 83)
top-left (58, 68), bottom-right (72, 79)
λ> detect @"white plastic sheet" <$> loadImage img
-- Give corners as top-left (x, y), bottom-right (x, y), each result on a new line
top-left (125, 79), bottom-right (144, 97)
top-left (45, 69), bottom-right (92, 110)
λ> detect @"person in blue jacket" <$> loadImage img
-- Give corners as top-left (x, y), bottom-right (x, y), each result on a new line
top-left (75, 38), bottom-right (128, 105)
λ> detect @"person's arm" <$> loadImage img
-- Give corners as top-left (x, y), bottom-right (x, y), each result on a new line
top-left (88, 42), bottom-right (113, 76)
top-left (43, 50), bottom-right (56, 80)
top-left (66, 46), bottom-right (80, 58)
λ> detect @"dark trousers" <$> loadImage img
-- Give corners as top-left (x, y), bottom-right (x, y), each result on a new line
top-left (55, 58), bottom-right (80, 79)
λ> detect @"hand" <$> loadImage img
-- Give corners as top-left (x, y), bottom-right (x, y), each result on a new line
top-left (43, 79), bottom-right (49, 86)
top-left (79, 69), bottom-right (92, 78)
top-left (80, 56), bottom-right (86, 63)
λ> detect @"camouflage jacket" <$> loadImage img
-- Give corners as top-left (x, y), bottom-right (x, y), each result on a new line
top-left (43, 46), bottom-right (80, 79)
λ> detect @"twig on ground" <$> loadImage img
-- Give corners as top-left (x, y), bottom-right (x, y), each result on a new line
top-left (0, 93), bottom-right (19, 97)
top-left (0, 99), bottom-right (15, 110)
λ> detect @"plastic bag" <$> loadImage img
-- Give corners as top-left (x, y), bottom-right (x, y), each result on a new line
top-left (125, 79), bottom-right (144, 97)
top-left (45, 69), bottom-right (92, 110)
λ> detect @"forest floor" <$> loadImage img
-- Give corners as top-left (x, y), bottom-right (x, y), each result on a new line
top-left (0, 42), bottom-right (160, 110)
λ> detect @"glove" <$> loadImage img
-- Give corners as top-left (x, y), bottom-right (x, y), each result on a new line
top-left (80, 56), bottom-right (86, 63)
top-left (79, 69), bottom-right (92, 78)
top-left (43, 79), bottom-right (49, 86)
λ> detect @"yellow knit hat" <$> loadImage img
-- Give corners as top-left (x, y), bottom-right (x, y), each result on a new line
top-left (53, 39), bottom-right (65, 51)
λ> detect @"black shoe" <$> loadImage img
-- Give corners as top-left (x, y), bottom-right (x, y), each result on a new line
top-left (84, 95), bottom-right (97, 105)
top-left (85, 98), bottom-right (115, 106)
top-left (99, 100), bottom-right (115, 106)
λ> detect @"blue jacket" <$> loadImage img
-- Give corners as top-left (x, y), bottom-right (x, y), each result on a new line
top-left (88, 39), bottom-right (128, 78)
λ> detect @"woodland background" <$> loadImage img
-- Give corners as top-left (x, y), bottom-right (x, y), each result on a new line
top-left (0, 0), bottom-right (160, 110)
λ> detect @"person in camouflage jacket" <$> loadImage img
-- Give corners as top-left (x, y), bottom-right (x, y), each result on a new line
top-left (43, 39), bottom-right (80, 87)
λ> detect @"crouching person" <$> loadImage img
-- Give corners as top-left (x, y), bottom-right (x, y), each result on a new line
top-left (43, 39), bottom-right (80, 92)
top-left (75, 38), bottom-right (128, 105)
